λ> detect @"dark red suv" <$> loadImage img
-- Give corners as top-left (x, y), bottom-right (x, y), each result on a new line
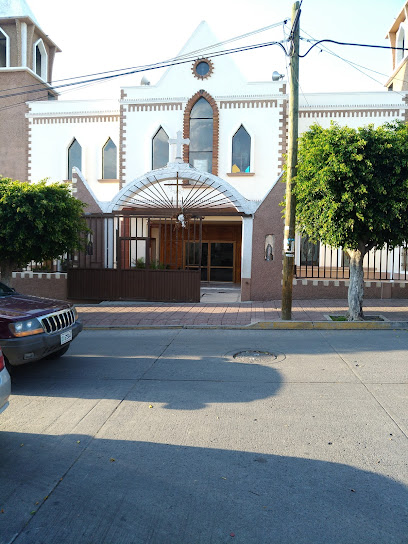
top-left (0, 282), bottom-right (82, 368)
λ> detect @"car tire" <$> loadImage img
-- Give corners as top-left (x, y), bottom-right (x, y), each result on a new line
top-left (45, 344), bottom-right (70, 360)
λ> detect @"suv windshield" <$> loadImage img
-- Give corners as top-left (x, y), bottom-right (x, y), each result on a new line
top-left (0, 282), bottom-right (15, 296)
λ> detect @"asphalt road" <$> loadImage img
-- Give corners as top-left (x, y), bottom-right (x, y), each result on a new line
top-left (0, 329), bottom-right (407, 544)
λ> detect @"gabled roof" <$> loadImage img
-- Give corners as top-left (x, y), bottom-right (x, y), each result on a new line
top-left (0, 0), bottom-right (40, 26)
top-left (156, 20), bottom-right (247, 89)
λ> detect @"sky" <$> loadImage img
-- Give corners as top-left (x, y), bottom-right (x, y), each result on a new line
top-left (26, 0), bottom-right (405, 101)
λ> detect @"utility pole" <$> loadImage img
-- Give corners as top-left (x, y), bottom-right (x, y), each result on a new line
top-left (281, 1), bottom-right (300, 320)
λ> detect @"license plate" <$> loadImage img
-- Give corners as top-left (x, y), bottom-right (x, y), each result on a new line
top-left (60, 329), bottom-right (72, 345)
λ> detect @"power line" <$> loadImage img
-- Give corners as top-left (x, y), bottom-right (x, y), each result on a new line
top-left (0, 38), bottom-right (289, 108)
top-left (0, 19), bottom-right (289, 97)
top-left (299, 38), bottom-right (407, 58)
top-left (299, 29), bottom-right (408, 98)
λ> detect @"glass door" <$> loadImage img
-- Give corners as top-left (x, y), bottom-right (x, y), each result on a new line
top-left (185, 241), bottom-right (208, 280)
top-left (185, 241), bottom-right (235, 282)
top-left (209, 242), bottom-right (234, 281)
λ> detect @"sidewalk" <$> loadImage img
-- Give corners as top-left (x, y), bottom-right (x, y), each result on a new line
top-left (76, 298), bottom-right (408, 329)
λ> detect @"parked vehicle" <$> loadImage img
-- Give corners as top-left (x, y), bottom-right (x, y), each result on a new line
top-left (0, 282), bottom-right (82, 367)
top-left (0, 346), bottom-right (11, 413)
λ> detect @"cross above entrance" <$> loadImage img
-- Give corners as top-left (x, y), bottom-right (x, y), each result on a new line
top-left (169, 131), bottom-right (190, 163)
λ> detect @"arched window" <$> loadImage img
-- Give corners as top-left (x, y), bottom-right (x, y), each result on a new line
top-left (102, 138), bottom-right (117, 179)
top-left (0, 27), bottom-right (9, 68)
top-left (232, 125), bottom-right (251, 173)
top-left (68, 139), bottom-right (82, 179)
top-left (33, 39), bottom-right (47, 80)
top-left (189, 97), bottom-right (213, 172)
top-left (152, 127), bottom-right (169, 169)
top-left (397, 25), bottom-right (406, 65)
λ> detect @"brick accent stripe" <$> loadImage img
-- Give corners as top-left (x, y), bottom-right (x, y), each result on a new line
top-left (32, 114), bottom-right (119, 124)
top-left (299, 109), bottom-right (402, 118)
top-left (403, 95), bottom-right (408, 123)
top-left (119, 90), bottom-right (127, 190)
top-left (26, 104), bottom-right (31, 182)
top-left (127, 103), bottom-right (182, 112)
top-left (220, 99), bottom-right (278, 109)
top-left (278, 84), bottom-right (288, 175)
top-left (183, 90), bottom-right (219, 176)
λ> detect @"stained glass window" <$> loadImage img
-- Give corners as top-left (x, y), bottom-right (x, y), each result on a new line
top-left (152, 127), bottom-right (169, 169)
top-left (68, 139), bottom-right (82, 179)
top-left (232, 125), bottom-right (251, 173)
top-left (189, 97), bottom-right (213, 172)
top-left (103, 138), bottom-right (117, 179)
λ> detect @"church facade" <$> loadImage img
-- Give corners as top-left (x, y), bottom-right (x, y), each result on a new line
top-left (2, 1), bottom-right (408, 301)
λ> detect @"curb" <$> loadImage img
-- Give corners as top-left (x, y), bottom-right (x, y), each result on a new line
top-left (82, 321), bottom-right (408, 331)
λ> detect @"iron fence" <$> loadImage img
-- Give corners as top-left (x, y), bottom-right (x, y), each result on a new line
top-left (297, 237), bottom-right (408, 280)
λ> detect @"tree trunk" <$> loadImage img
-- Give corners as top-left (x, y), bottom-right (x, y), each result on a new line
top-left (0, 260), bottom-right (16, 287)
top-left (347, 248), bottom-right (365, 321)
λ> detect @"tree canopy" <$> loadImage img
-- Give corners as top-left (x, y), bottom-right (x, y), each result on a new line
top-left (293, 121), bottom-right (408, 319)
top-left (0, 178), bottom-right (87, 285)
top-left (294, 121), bottom-right (408, 251)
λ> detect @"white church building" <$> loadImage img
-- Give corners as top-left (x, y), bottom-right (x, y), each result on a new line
top-left (2, 0), bottom-right (408, 301)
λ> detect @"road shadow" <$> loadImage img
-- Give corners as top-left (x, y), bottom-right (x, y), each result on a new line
top-left (0, 431), bottom-right (406, 544)
top-left (8, 352), bottom-right (283, 409)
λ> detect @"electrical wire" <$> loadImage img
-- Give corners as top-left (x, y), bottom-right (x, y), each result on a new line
top-left (0, 19), bottom-right (290, 96)
top-left (301, 30), bottom-right (408, 91)
top-left (0, 38), bottom-right (290, 104)
top-left (299, 28), bottom-right (407, 98)
top-left (299, 38), bottom-right (407, 58)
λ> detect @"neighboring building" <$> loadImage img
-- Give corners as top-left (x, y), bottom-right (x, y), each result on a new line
top-left (386, 1), bottom-right (408, 91)
top-left (2, 1), bottom-right (408, 301)
top-left (0, 0), bottom-right (59, 182)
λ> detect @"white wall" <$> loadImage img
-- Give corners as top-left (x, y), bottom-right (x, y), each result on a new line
top-left (28, 99), bottom-right (120, 201)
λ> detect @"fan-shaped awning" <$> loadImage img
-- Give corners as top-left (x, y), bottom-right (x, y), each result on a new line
top-left (107, 163), bottom-right (257, 215)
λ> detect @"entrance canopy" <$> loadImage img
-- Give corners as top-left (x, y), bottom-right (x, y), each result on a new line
top-left (107, 162), bottom-right (258, 215)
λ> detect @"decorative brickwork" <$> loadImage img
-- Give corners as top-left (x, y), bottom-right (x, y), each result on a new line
top-left (299, 108), bottom-right (402, 118)
top-left (278, 84), bottom-right (288, 175)
top-left (32, 114), bottom-right (119, 124)
top-left (119, 90), bottom-right (127, 189)
top-left (183, 90), bottom-right (219, 176)
top-left (191, 58), bottom-right (214, 80)
top-left (403, 95), bottom-right (408, 123)
top-left (26, 104), bottom-right (31, 181)
top-left (127, 103), bottom-right (182, 112)
top-left (11, 272), bottom-right (68, 300)
top-left (220, 99), bottom-right (278, 109)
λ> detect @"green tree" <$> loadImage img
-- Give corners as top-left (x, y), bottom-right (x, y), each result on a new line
top-left (0, 178), bottom-right (87, 286)
top-left (293, 121), bottom-right (408, 321)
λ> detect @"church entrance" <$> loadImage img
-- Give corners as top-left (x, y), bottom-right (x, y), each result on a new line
top-left (66, 214), bottom-right (242, 301)
top-left (184, 222), bottom-right (242, 282)
top-left (186, 241), bottom-right (235, 282)
top-left (71, 158), bottom-right (255, 302)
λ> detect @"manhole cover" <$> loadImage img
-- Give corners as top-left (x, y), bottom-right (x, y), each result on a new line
top-left (233, 350), bottom-right (277, 363)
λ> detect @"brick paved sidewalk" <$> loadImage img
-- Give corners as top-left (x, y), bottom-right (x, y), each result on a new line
top-left (76, 299), bottom-right (408, 328)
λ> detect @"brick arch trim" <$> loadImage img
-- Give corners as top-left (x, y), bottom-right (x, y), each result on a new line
top-left (183, 90), bottom-right (219, 176)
